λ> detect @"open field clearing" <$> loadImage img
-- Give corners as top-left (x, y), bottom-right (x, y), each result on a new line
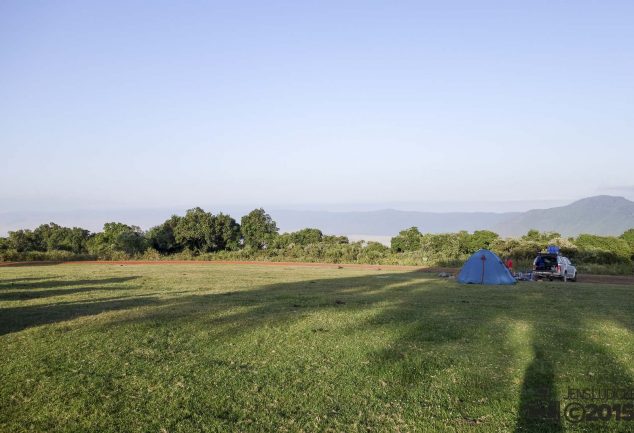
top-left (1, 263), bottom-right (633, 432)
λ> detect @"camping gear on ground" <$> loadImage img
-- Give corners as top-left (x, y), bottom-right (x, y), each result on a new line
top-left (457, 249), bottom-right (516, 285)
top-left (515, 271), bottom-right (533, 281)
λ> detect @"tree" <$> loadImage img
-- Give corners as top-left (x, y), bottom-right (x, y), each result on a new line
top-left (291, 228), bottom-right (322, 245)
top-left (146, 215), bottom-right (182, 254)
top-left (65, 227), bottom-right (92, 253)
top-left (620, 228), bottom-right (634, 248)
top-left (7, 229), bottom-right (45, 252)
top-left (33, 223), bottom-right (90, 253)
top-left (522, 229), bottom-right (561, 243)
top-left (322, 235), bottom-right (349, 244)
top-left (620, 228), bottom-right (634, 260)
top-left (240, 208), bottom-right (278, 249)
top-left (273, 228), bottom-right (323, 248)
top-left (212, 213), bottom-right (241, 251)
top-left (87, 222), bottom-right (147, 256)
top-left (466, 230), bottom-right (499, 253)
top-left (174, 208), bottom-right (215, 253)
top-left (171, 208), bottom-right (240, 253)
top-left (420, 233), bottom-right (462, 260)
top-left (391, 227), bottom-right (422, 252)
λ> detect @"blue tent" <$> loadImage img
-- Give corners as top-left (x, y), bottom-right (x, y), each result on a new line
top-left (457, 249), bottom-right (516, 285)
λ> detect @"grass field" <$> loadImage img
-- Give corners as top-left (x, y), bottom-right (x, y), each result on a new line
top-left (1, 264), bottom-right (633, 432)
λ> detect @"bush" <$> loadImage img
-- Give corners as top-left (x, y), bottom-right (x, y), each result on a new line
top-left (575, 234), bottom-right (631, 264)
top-left (140, 248), bottom-right (162, 261)
top-left (272, 229), bottom-right (324, 248)
top-left (0, 249), bottom-right (95, 262)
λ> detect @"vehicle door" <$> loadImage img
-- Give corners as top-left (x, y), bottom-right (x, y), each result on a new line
top-left (567, 258), bottom-right (576, 275)
top-left (562, 257), bottom-right (571, 275)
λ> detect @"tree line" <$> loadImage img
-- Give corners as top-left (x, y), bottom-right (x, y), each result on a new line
top-left (390, 227), bottom-right (634, 270)
top-left (0, 208), bottom-right (278, 258)
top-left (1, 207), bottom-right (633, 274)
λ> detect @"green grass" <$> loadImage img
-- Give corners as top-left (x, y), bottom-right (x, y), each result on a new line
top-left (1, 264), bottom-right (633, 432)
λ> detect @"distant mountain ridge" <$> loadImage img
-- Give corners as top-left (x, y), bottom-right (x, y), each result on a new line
top-left (271, 209), bottom-right (515, 236)
top-left (271, 195), bottom-right (634, 237)
top-left (1, 196), bottom-right (633, 238)
top-left (491, 195), bottom-right (634, 237)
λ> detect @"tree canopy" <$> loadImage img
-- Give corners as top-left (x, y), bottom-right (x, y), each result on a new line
top-left (240, 208), bottom-right (279, 249)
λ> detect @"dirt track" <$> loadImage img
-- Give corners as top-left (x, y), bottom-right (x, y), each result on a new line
top-left (1, 260), bottom-right (633, 285)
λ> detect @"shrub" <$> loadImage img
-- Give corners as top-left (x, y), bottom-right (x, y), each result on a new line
top-left (391, 227), bottom-right (422, 252)
top-left (0, 249), bottom-right (95, 262)
top-left (575, 234), bottom-right (631, 264)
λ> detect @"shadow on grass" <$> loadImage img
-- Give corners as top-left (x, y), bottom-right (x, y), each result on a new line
top-left (0, 296), bottom-right (159, 335)
top-left (213, 273), bottom-right (629, 428)
top-left (102, 271), bottom-right (634, 422)
top-left (0, 285), bottom-right (140, 301)
top-left (0, 277), bottom-right (46, 283)
top-left (0, 275), bottom-right (149, 335)
top-left (0, 276), bottom-right (139, 290)
top-left (515, 346), bottom-right (562, 432)
top-left (2, 269), bottom-right (633, 430)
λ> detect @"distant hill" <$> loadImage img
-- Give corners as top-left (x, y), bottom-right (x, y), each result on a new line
top-left (271, 209), bottom-right (514, 236)
top-left (1, 196), bottom-right (633, 239)
top-left (272, 195), bottom-right (634, 238)
top-left (492, 195), bottom-right (634, 237)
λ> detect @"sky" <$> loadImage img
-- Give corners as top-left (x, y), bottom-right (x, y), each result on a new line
top-left (2, 1), bottom-right (634, 214)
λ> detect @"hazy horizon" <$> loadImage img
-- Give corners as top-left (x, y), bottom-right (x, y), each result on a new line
top-left (0, 196), bottom-right (581, 214)
top-left (2, 194), bottom-right (633, 237)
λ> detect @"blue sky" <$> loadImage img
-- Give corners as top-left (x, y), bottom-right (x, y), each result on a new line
top-left (2, 1), bottom-right (633, 213)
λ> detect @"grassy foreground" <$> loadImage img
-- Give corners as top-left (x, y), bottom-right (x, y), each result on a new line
top-left (1, 264), bottom-right (633, 432)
